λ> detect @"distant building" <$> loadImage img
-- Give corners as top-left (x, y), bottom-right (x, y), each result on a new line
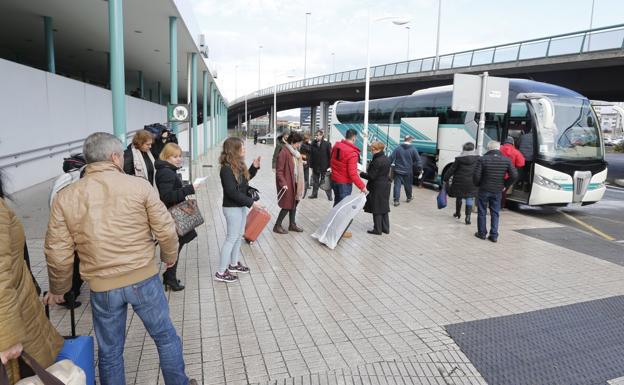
top-left (299, 105), bottom-right (333, 132)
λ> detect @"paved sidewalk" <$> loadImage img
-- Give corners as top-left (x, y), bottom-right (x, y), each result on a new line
top-left (11, 140), bottom-right (624, 384)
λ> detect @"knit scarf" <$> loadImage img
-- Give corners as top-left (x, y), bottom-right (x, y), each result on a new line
top-left (131, 146), bottom-right (157, 190)
top-left (284, 143), bottom-right (305, 200)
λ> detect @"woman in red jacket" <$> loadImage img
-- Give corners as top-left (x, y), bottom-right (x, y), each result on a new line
top-left (273, 132), bottom-right (305, 234)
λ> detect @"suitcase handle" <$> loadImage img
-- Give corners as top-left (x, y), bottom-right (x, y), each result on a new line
top-left (44, 291), bottom-right (76, 338)
top-left (277, 187), bottom-right (287, 202)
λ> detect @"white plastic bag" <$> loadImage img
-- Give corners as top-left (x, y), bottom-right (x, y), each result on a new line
top-left (311, 193), bottom-right (366, 249)
top-left (15, 360), bottom-right (86, 385)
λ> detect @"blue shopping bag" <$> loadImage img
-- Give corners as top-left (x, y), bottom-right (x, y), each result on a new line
top-left (437, 184), bottom-right (448, 209)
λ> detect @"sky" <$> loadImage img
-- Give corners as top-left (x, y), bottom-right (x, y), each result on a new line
top-left (189, 0), bottom-right (624, 116)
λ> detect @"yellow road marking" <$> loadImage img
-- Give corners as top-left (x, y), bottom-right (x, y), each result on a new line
top-left (560, 211), bottom-right (616, 241)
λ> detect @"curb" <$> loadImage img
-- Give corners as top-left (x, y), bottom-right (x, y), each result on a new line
top-left (615, 179), bottom-right (624, 187)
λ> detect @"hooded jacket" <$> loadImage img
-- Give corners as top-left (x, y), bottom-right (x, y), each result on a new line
top-left (330, 140), bottom-right (365, 190)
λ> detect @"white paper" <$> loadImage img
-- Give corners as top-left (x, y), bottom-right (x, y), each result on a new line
top-left (193, 176), bottom-right (208, 185)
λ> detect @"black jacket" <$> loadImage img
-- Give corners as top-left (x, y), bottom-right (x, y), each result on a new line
top-left (220, 163), bottom-right (259, 208)
top-left (310, 139), bottom-right (332, 172)
top-left (360, 152), bottom-right (391, 214)
top-left (444, 154), bottom-right (479, 198)
top-left (390, 143), bottom-right (422, 175)
top-left (517, 132), bottom-right (534, 162)
top-left (300, 142), bottom-right (312, 170)
top-left (155, 160), bottom-right (197, 245)
top-left (473, 150), bottom-right (518, 193)
top-left (123, 145), bottom-right (155, 185)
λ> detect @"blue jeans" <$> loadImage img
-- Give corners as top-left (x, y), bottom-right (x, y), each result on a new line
top-left (393, 173), bottom-right (413, 202)
top-left (332, 182), bottom-right (353, 207)
top-left (220, 206), bottom-right (247, 273)
top-left (477, 191), bottom-right (501, 240)
top-left (90, 275), bottom-right (188, 385)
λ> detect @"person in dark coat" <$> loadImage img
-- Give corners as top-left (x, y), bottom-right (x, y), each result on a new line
top-left (301, 133), bottom-right (312, 197)
top-left (389, 135), bottom-right (422, 206)
top-left (274, 132), bottom-right (305, 234)
top-left (516, 129), bottom-right (534, 191)
top-left (473, 141), bottom-right (518, 242)
top-left (155, 143), bottom-right (201, 291)
top-left (253, 129), bottom-right (259, 145)
top-left (309, 130), bottom-right (333, 200)
top-left (360, 141), bottom-right (391, 235)
top-left (151, 128), bottom-right (177, 159)
top-left (443, 142), bottom-right (479, 225)
top-left (123, 129), bottom-right (158, 191)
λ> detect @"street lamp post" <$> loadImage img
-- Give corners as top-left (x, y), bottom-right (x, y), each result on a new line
top-left (258, 45), bottom-right (263, 90)
top-left (304, 12), bottom-right (311, 80)
top-left (405, 26), bottom-right (411, 61)
top-left (273, 72), bottom-right (297, 149)
top-left (588, 0), bottom-right (596, 50)
top-left (234, 64), bottom-right (238, 100)
top-left (362, 15), bottom-right (410, 166)
top-left (434, 0), bottom-right (442, 70)
top-left (331, 52), bottom-right (335, 73)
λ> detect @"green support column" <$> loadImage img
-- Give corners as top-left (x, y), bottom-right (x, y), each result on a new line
top-left (44, 16), bottom-right (55, 74)
top-left (157, 81), bottom-right (162, 104)
top-left (191, 53), bottom-right (198, 160)
top-left (138, 71), bottom-right (144, 98)
top-left (169, 16), bottom-right (178, 133)
top-left (202, 71), bottom-right (208, 154)
top-left (108, 0), bottom-right (126, 144)
top-left (149, 88), bottom-right (153, 102)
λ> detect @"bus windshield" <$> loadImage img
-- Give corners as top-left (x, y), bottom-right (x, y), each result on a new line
top-left (533, 96), bottom-right (603, 160)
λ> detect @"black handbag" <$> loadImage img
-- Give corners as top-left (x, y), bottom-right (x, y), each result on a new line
top-left (244, 186), bottom-right (260, 201)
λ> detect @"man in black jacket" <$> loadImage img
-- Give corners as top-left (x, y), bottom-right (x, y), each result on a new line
top-left (309, 130), bottom-right (333, 200)
top-left (389, 135), bottom-right (422, 206)
top-left (473, 141), bottom-right (518, 242)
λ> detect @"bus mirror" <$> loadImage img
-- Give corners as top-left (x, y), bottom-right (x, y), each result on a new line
top-left (532, 98), bottom-right (555, 131)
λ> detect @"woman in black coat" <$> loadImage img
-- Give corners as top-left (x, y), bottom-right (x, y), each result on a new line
top-left (360, 141), bottom-right (391, 235)
top-left (443, 142), bottom-right (480, 225)
top-left (155, 143), bottom-right (200, 291)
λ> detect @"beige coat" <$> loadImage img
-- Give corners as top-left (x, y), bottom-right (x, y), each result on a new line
top-left (0, 199), bottom-right (64, 384)
top-left (45, 161), bottom-right (179, 294)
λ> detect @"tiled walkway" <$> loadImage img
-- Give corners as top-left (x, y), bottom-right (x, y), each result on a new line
top-left (13, 141), bottom-right (624, 384)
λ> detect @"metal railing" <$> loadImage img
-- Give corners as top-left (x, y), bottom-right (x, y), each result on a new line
top-left (231, 23), bottom-right (624, 106)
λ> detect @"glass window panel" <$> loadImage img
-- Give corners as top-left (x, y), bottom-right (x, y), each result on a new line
top-left (373, 65), bottom-right (385, 77)
top-left (384, 63), bottom-right (397, 76)
top-left (395, 62), bottom-right (408, 74)
top-left (493, 45), bottom-right (519, 63)
top-left (357, 69), bottom-right (366, 79)
top-left (583, 29), bottom-right (624, 51)
top-left (329, 74), bottom-right (336, 82)
top-left (322, 75), bottom-right (329, 83)
top-left (519, 40), bottom-right (548, 60)
top-left (452, 52), bottom-right (472, 68)
top-left (407, 60), bottom-right (422, 72)
top-left (548, 35), bottom-right (584, 56)
top-left (438, 55), bottom-right (453, 69)
top-left (349, 70), bottom-right (358, 80)
top-left (421, 58), bottom-right (434, 71)
top-left (471, 49), bottom-right (494, 65)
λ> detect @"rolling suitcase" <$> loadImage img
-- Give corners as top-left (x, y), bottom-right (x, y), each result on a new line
top-left (244, 207), bottom-right (271, 244)
top-left (45, 293), bottom-right (95, 385)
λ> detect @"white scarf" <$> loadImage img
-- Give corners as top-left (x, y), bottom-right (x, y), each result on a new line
top-left (131, 146), bottom-right (157, 190)
top-left (284, 143), bottom-right (305, 200)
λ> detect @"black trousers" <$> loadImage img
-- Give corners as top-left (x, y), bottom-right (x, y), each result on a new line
top-left (373, 213), bottom-right (390, 234)
top-left (277, 201), bottom-right (299, 226)
top-left (311, 170), bottom-right (332, 199)
top-left (164, 243), bottom-right (185, 281)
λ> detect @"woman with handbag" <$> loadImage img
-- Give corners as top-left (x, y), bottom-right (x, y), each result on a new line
top-left (0, 171), bottom-right (64, 384)
top-left (155, 143), bottom-right (202, 291)
top-left (360, 141), bottom-right (392, 235)
top-left (217, 137), bottom-right (262, 283)
top-left (274, 132), bottom-right (305, 234)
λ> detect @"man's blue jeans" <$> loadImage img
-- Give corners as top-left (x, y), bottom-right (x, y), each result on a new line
top-left (91, 274), bottom-right (189, 385)
top-left (393, 173), bottom-right (413, 202)
top-left (477, 191), bottom-right (501, 240)
top-left (332, 182), bottom-right (353, 207)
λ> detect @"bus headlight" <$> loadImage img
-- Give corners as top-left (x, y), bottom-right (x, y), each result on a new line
top-left (535, 175), bottom-right (562, 190)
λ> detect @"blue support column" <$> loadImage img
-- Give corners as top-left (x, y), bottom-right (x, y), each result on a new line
top-left (202, 71), bottom-right (208, 154)
top-left (138, 71), bottom-right (144, 98)
top-left (191, 53), bottom-right (198, 160)
top-left (108, 0), bottom-right (126, 144)
top-left (169, 16), bottom-right (178, 133)
top-left (157, 81), bottom-right (162, 104)
top-left (44, 16), bottom-right (55, 74)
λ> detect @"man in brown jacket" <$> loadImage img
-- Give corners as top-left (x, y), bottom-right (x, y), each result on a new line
top-left (43, 132), bottom-right (197, 385)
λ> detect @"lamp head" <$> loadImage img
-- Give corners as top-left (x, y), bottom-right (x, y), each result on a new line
top-left (391, 18), bottom-right (411, 25)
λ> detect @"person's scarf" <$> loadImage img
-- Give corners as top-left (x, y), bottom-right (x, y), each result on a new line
top-left (460, 150), bottom-right (476, 157)
top-left (131, 146), bottom-right (157, 190)
top-left (284, 143), bottom-right (305, 200)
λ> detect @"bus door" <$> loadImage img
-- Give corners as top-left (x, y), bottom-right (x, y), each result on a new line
top-left (505, 102), bottom-right (534, 204)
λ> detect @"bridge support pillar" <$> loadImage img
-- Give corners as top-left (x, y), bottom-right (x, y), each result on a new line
top-left (169, 16), bottom-right (178, 133)
top-left (44, 16), bottom-right (55, 74)
top-left (191, 52), bottom-right (198, 160)
top-left (202, 71), bottom-right (208, 154)
top-left (237, 114), bottom-right (242, 135)
top-left (310, 106), bottom-right (317, 133)
top-left (319, 101), bottom-right (329, 131)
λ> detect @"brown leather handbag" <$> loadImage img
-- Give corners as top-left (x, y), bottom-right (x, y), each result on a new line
top-left (168, 199), bottom-right (204, 236)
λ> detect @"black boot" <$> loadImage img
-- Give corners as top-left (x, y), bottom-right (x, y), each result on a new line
top-left (163, 261), bottom-right (184, 291)
top-left (453, 199), bottom-right (462, 219)
top-left (465, 205), bottom-right (472, 225)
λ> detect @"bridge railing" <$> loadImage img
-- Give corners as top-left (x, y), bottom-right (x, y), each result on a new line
top-left (232, 23), bottom-right (624, 105)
